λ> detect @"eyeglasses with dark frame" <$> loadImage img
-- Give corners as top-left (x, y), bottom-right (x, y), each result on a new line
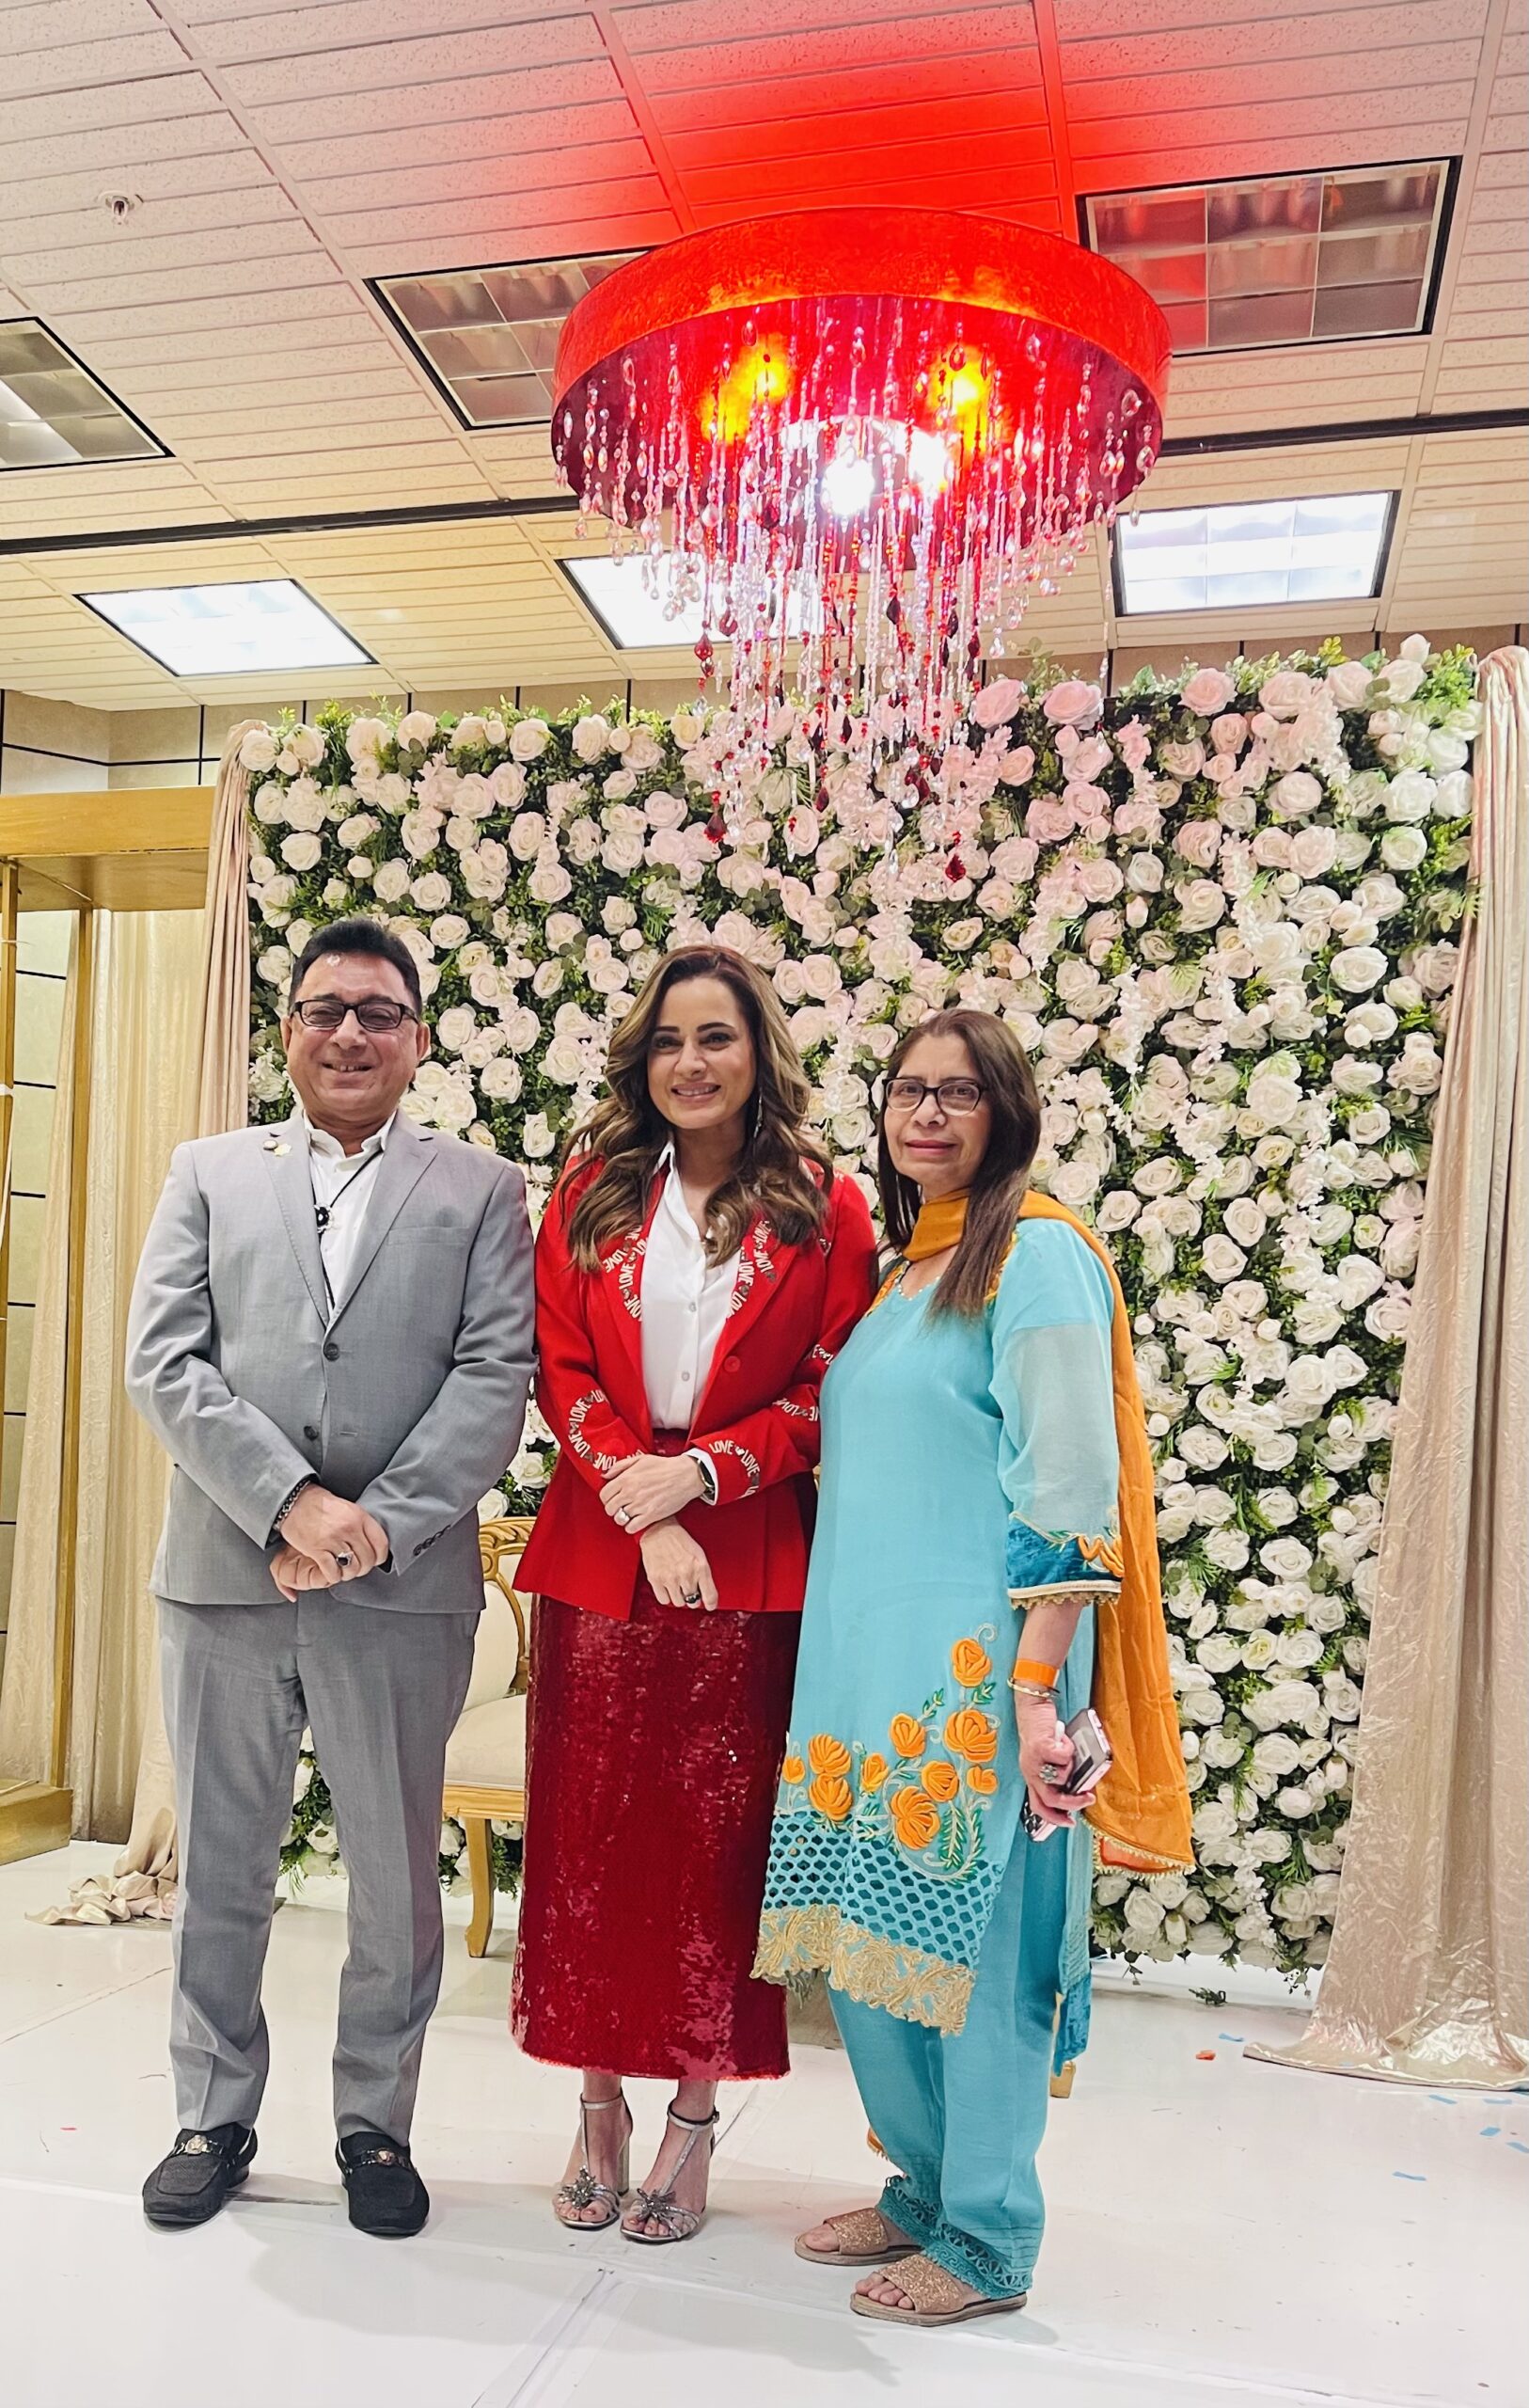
top-left (290, 996), bottom-right (420, 1035)
top-left (884, 1076), bottom-right (987, 1117)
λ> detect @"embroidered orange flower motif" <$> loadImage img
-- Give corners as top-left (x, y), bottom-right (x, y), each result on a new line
top-left (889, 1788), bottom-right (939, 1850)
top-left (944, 1707), bottom-right (999, 1765)
top-left (861, 1752), bottom-right (889, 1794)
top-left (890, 1714), bottom-right (926, 1759)
top-left (809, 1771), bottom-right (853, 1824)
top-left (967, 1766), bottom-right (1000, 1797)
top-left (782, 1753), bottom-right (805, 1785)
top-left (808, 1734), bottom-right (851, 1779)
top-left (921, 1760), bottom-right (960, 1803)
top-left (952, 1639), bottom-right (991, 1687)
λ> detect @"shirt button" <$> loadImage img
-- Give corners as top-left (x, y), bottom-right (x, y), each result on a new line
top-left (304, 1424), bottom-right (321, 1443)
top-left (681, 1370), bottom-right (692, 1384)
top-left (687, 1301), bottom-right (698, 1314)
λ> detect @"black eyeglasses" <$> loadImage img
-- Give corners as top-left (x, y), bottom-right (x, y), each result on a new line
top-left (884, 1077), bottom-right (986, 1117)
top-left (291, 997), bottom-right (419, 1034)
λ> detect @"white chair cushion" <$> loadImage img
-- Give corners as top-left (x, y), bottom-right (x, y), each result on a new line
top-left (463, 1557), bottom-right (526, 1713)
top-left (444, 1694), bottom-right (527, 1791)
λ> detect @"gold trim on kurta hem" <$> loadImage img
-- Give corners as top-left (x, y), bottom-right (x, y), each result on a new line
top-left (754, 1905), bottom-right (975, 2035)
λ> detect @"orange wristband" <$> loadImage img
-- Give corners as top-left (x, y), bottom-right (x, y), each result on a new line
top-left (1014, 1656), bottom-right (1059, 1688)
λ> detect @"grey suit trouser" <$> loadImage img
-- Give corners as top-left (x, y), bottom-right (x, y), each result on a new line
top-left (159, 1592), bottom-right (477, 2141)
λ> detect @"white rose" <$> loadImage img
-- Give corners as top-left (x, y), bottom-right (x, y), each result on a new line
top-left (409, 871), bottom-right (452, 913)
top-left (257, 943), bottom-right (294, 988)
top-left (1325, 659), bottom-right (1374, 709)
top-left (1223, 1197), bottom-right (1267, 1248)
top-left (285, 724), bottom-right (325, 769)
top-left (449, 714), bottom-right (488, 752)
top-left (1427, 727), bottom-right (1470, 772)
top-left (279, 831), bottom-right (323, 872)
top-left (434, 1006), bottom-right (478, 1054)
top-left (372, 859), bottom-right (410, 903)
top-left (398, 711), bottom-right (436, 749)
top-left (1177, 879), bottom-right (1225, 931)
top-left (1331, 945), bottom-right (1387, 994)
top-left (1272, 771), bottom-right (1322, 819)
top-left (480, 1056), bottom-right (523, 1101)
top-left (603, 767), bottom-right (638, 800)
top-left (1379, 825), bottom-right (1427, 872)
top-left (528, 855), bottom-right (573, 904)
top-left (338, 812), bottom-right (378, 849)
top-left (239, 728), bottom-right (279, 774)
top-left (521, 1112), bottom-right (557, 1160)
top-left (571, 715), bottom-right (612, 763)
top-left (1259, 670), bottom-right (1317, 720)
top-left (509, 717), bottom-right (552, 762)
top-left (1202, 1234), bottom-right (1247, 1284)
top-left (1384, 768), bottom-right (1435, 823)
top-left (1364, 1290), bottom-right (1412, 1341)
top-left (1182, 667), bottom-right (1236, 717)
top-left (1289, 826), bottom-right (1338, 879)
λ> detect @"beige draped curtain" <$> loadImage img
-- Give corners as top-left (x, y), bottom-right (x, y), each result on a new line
top-left (0, 913), bottom-right (205, 1835)
top-left (1257, 645), bottom-right (1529, 2088)
top-left (111, 729), bottom-right (256, 1879)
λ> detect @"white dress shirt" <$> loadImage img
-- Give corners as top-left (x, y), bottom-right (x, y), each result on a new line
top-left (302, 1109), bottom-right (394, 1321)
top-left (639, 1145), bottom-right (740, 1434)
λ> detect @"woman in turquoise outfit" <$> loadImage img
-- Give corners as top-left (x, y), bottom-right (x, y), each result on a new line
top-left (755, 1009), bottom-right (1191, 2329)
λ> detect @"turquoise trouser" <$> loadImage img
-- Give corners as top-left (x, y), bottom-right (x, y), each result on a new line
top-left (828, 1769), bottom-right (1074, 2301)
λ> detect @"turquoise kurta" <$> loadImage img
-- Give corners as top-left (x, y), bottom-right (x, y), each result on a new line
top-left (755, 1214), bottom-right (1123, 2297)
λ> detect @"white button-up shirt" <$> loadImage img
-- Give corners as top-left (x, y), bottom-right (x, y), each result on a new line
top-left (302, 1109), bottom-right (394, 1321)
top-left (639, 1145), bottom-right (740, 1432)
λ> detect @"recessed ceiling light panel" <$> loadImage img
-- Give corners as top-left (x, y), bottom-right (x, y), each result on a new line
top-left (375, 254), bottom-right (636, 427)
top-left (79, 580), bottom-right (372, 675)
top-left (0, 318), bottom-right (165, 469)
top-left (1083, 163), bottom-right (1452, 353)
top-left (1114, 492), bottom-right (1395, 615)
top-left (561, 553), bottom-right (816, 651)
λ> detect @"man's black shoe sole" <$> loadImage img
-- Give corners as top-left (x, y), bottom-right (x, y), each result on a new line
top-left (142, 2162), bottom-right (251, 2229)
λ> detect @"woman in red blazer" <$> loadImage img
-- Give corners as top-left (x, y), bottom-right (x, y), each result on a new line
top-left (513, 943), bottom-right (878, 2246)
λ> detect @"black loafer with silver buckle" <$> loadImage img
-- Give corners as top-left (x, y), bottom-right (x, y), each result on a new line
top-left (143, 2124), bottom-right (256, 2228)
top-left (337, 2130), bottom-right (430, 2238)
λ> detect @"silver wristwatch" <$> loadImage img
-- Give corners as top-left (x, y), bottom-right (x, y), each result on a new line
top-left (686, 1447), bottom-right (719, 1506)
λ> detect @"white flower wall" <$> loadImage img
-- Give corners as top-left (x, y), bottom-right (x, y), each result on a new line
top-left (245, 639), bottom-right (1478, 1969)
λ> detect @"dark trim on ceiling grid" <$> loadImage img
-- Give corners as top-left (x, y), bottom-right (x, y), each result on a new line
top-left (0, 409), bottom-right (1521, 566)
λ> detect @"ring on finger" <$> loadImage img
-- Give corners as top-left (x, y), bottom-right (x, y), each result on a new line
top-left (682, 1588), bottom-right (701, 1605)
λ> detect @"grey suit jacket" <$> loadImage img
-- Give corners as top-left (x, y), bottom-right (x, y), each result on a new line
top-left (126, 1110), bottom-right (535, 1612)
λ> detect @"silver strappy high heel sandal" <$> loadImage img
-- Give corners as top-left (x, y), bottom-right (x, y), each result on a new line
top-left (553, 2093), bottom-right (631, 2230)
top-left (622, 2105), bottom-right (718, 2245)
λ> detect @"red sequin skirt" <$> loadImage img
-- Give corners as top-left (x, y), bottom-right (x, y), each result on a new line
top-left (511, 1589), bottom-right (798, 2082)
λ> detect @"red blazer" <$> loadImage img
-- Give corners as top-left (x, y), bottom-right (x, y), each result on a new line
top-left (518, 1157), bottom-right (879, 1619)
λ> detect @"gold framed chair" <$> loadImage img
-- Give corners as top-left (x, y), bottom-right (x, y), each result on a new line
top-left (442, 1515), bottom-right (534, 1958)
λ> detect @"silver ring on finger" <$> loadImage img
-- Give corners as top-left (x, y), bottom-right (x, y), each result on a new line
top-left (682, 1588), bottom-right (701, 1605)
top-left (617, 1505), bottom-right (632, 1526)
top-left (335, 1551), bottom-right (353, 1570)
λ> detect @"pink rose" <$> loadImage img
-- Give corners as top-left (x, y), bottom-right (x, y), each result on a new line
top-left (970, 676), bottom-right (1024, 728)
top-left (1182, 668), bottom-right (1236, 717)
top-left (1041, 679), bottom-right (1102, 727)
top-left (1116, 717), bottom-right (1152, 775)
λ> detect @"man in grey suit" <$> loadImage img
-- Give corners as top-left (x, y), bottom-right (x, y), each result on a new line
top-left (126, 916), bottom-right (534, 2237)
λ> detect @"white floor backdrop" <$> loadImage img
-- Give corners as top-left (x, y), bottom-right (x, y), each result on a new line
top-left (3, 1844), bottom-right (1523, 2408)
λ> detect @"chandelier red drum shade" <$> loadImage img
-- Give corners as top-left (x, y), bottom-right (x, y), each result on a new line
top-left (552, 207), bottom-right (1171, 768)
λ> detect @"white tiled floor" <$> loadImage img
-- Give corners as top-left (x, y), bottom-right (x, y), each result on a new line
top-left (3, 1844), bottom-right (1524, 2408)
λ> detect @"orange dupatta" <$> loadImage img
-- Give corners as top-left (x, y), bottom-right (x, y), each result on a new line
top-left (1017, 1192), bottom-right (1194, 1875)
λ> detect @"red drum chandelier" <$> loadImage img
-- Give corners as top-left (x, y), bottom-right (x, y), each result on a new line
top-left (552, 206), bottom-right (1171, 769)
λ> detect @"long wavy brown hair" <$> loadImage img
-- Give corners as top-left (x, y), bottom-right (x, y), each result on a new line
top-left (563, 945), bottom-right (832, 1267)
top-left (876, 1009), bottom-right (1042, 1317)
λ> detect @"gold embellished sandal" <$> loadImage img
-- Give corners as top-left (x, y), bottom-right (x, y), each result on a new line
top-left (553, 2093), bottom-right (631, 2231)
top-left (795, 2205), bottom-right (920, 2267)
top-left (622, 2105), bottom-right (717, 2245)
top-left (849, 2251), bottom-right (1028, 2328)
